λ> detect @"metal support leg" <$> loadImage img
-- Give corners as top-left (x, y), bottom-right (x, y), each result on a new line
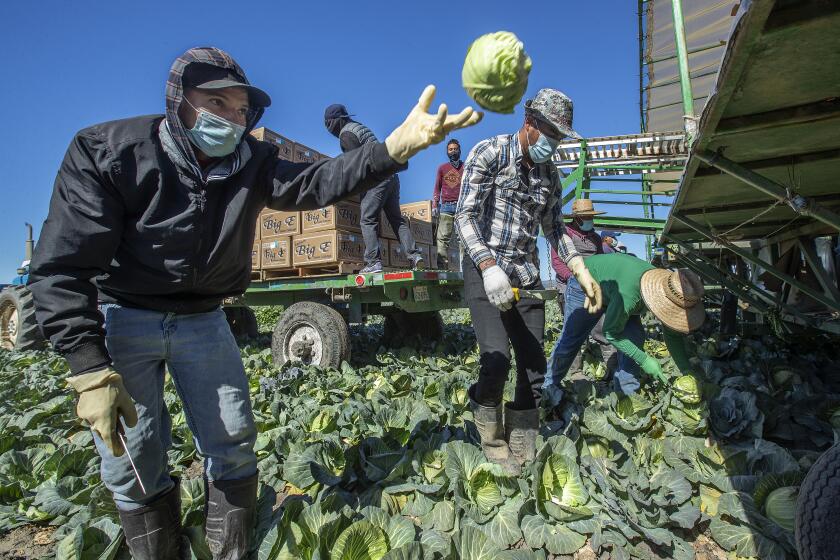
top-left (696, 150), bottom-right (840, 231)
top-left (798, 238), bottom-right (840, 302)
top-left (671, 0), bottom-right (696, 141)
top-left (672, 214), bottom-right (840, 313)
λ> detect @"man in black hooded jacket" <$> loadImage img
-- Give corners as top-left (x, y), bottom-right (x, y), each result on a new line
top-left (27, 47), bottom-right (481, 560)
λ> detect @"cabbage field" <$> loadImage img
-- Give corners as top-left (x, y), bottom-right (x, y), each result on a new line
top-left (1, 304), bottom-right (838, 559)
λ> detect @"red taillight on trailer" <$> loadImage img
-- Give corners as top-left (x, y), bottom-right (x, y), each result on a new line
top-left (354, 275), bottom-right (366, 286)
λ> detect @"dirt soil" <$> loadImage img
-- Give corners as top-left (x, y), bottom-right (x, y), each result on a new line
top-left (0, 525), bottom-right (55, 560)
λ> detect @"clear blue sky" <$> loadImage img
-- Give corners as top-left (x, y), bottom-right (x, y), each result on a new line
top-left (0, 0), bottom-right (650, 282)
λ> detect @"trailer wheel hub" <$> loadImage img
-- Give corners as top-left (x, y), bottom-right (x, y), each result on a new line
top-left (285, 323), bottom-right (323, 365)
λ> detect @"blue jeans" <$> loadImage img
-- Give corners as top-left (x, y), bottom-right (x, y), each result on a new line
top-left (439, 201), bottom-right (457, 215)
top-left (97, 304), bottom-right (257, 511)
top-left (542, 278), bottom-right (645, 406)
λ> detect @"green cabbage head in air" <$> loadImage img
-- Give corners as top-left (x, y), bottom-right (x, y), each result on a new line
top-left (462, 31), bottom-right (532, 114)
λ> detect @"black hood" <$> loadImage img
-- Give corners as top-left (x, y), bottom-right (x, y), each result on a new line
top-left (165, 47), bottom-right (265, 168)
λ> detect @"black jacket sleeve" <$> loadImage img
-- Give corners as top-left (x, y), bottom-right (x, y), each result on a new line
top-left (27, 128), bottom-right (123, 375)
top-left (265, 141), bottom-right (404, 211)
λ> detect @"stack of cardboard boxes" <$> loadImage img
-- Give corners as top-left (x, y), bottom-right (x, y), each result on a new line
top-left (250, 127), bottom-right (460, 277)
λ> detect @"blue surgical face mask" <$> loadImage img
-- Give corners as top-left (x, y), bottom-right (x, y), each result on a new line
top-left (184, 98), bottom-right (246, 158)
top-left (527, 132), bottom-right (560, 163)
top-left (579, 220), bottom-right (594, 231)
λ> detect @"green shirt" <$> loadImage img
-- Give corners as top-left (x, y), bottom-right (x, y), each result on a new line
top-left (581, 253), bottom-right (691, 372)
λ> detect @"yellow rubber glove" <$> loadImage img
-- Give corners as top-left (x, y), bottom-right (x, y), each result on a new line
top-left (385, 85), bottom-right (484, 164)
top-left (567, 256), bottom-right (603, 314)
top-left (67, 367), bottom-right (138, 457)
top-left (640, 356), bottom-right (668, 384)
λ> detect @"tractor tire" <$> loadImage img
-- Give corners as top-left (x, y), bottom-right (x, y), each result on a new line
top-left (796, 442), bottom-right (840, 559)
top-left (0, 285), bottom-right (45, 351)
top-left (382, 310), bottom-right (443, 349)
top-left (223, 306), bottom-right (259, 339)
top-left (271, 302), bottom-right (350, 369)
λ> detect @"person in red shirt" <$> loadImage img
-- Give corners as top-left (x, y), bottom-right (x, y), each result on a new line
top-left (432, 139), bottom-right (464, 269)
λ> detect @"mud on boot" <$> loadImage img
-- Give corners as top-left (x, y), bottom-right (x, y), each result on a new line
top-left (205, 474), bottom-right (258, 560)
top-left (468, 386), bottom-right (519, 475)
top-left (504, 404), bottom-right (539, 466)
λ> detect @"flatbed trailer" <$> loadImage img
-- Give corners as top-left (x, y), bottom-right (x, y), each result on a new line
top-left (224, 269), bottom-right (466, 368)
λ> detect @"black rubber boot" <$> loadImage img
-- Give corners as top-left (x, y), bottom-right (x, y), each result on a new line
top-left (117, 479), bottom-right (182, 560)
top-left (468, 385), bottom-right (519, 475)
top-left (504, 404), bottom-right (539, 466)
top-left (205, 474), bottom-right (258, 560)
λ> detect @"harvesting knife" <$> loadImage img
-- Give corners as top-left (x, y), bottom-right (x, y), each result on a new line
top-left (117, 422), bottom-right (147, 495)
top-left (511, 288), bottom-right (557, 301)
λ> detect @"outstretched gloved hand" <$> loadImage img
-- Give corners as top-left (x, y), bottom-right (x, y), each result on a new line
top-left (482, 264), bottom-right (515, 311)
top-left (385, 85), bottom-right (483, 164)
top-left (67, 367), bottom-right (138, 456)
top-left (567, 256), bottom-right (603, 313)
top-left (640, 356), bottom-right (668, 385)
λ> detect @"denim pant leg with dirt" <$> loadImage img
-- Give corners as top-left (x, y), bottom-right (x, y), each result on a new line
top-left (97, 305), bottom-right (257, 511)
top-left (542, 278), bottom-right (603, 407)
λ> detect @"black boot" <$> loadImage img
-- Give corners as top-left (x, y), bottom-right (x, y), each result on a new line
top-left (205, 474), bottom-right (258, 560)
top-left (118, 479), bottom-right (182, 560)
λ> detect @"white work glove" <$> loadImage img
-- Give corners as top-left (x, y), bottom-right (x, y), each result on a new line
top-left (385, 85), bottom-right (483, 164)
top-left (567, 256), bottom-right (603, 314)
top-left (482, 265), bottom-right (515, 311)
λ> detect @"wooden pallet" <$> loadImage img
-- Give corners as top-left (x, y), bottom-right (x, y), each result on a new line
top-left (254, 261), bottom-right (363, 281)
top-left (297, 261), bottom-right (362, 277)
top-left (261, 268), bottom-right (304, 281)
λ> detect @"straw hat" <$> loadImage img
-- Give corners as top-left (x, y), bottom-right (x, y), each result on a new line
top-left (640, 268), bottom-right (706, 334)
top-left (571, 199), bottom-right (606, 217)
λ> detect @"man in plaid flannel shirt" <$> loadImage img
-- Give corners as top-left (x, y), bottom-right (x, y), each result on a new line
top-left (454, 88), bottom-right (602, 473)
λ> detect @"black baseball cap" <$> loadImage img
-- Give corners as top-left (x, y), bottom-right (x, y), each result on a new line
top-left (324, 104), bottom-right (354, 121)
top-left (183, 63), bottom-right (271, 108)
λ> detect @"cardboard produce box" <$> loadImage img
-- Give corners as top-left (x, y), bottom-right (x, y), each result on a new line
top-left (401, 200), bottom-right (433, 222)
top-left (259, 210), bottom-right (301, 237)
top-left (260, 235), bottom-right (292, 269)
top-left (379, 238), bottom-right (390, 267)
top-left (410, 219), bottom-right (434, 245)
top-left (388, 239), bottom-right (411, 269)
top-left (250, 127), bottom-right (295, 161)
top-left (302, 201), bottom-right (362, 233)
top-left (251, 242), bottom-right (261, 269)
top-left (254, 219), bottom-right (261, 241)
top-left (381, 216), bottom-right (433, 244)
top-left (294, 144), bottom-right (317, 164)
top-left (380, 212), bottom-right (397, 240)
top-left (388, 241), bottom-right (431, 269)
top-left (448, 245), bottom-right (461, 271)
top-left (293, 231), bottom-right (364, 267)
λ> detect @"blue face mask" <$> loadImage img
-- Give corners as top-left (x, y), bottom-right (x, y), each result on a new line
top-left (527, 132), bottom-right (560, 163)
top-left (184, 98), bottom-right (246, 158)
top-left (579, 220), bottom-right (594, 231)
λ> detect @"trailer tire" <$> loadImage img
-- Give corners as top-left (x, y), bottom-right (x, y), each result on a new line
top-left (382, 310), bottom-right (443, 348)
top-left (0, 285), bottom-right (45, 351)
top-left (223, 306), bottom-right (259, 339)
top-left (272, 302), bottom-right (350, 369)
top-left (796, 442), bottom-right (840, 559)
